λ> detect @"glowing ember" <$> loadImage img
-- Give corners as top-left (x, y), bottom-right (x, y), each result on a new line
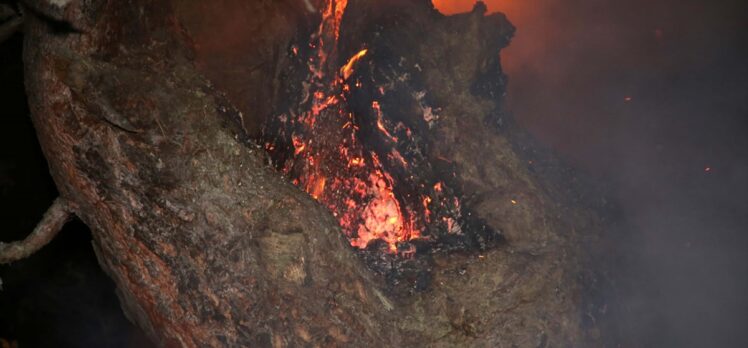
top-left (341, 49), bottom-right (368, 80)
top-left (353, 171), bottom-right (418, 252)
top-left (262, 0), bottom-right (417, 251)
top-left (262, 0), bottom-right (476, 253)
top-left (371, 101), bottom-right (398, 143)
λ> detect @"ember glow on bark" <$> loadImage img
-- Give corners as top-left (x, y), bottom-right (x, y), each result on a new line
top-left (263, 0), bottom-right (470, 253)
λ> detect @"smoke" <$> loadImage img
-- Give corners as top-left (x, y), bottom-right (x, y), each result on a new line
top-left (1, 0), bottom-right (744, 345)
top-left (434, 0), bottom-right (748, 346)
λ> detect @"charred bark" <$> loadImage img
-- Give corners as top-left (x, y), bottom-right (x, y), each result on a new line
top-left (20, 0), bottom-right (597, 346)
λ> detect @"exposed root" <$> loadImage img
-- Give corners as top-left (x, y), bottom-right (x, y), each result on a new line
top-left (0, 198), bottom-right (72, 264)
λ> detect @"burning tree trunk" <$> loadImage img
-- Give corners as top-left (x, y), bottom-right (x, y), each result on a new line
top-left (16, 0), bottom-right (596, 346)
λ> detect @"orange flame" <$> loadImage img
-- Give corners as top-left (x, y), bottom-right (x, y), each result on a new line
top-left (267, 0), bottom-right (430, 253)
top-left (341, 49), bottom-right (368, 80)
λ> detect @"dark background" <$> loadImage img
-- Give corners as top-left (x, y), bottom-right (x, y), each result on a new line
top-left (1, 0), bottom-right (746, 347)
top-left (498, 0), bottom-right (747, 347)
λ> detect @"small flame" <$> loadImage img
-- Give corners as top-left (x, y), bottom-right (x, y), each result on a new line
top-left (341, 49), bottom-right (368, 80)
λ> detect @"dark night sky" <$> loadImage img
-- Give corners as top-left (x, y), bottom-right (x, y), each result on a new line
top-left (2, 0), bottom-right (747, 347)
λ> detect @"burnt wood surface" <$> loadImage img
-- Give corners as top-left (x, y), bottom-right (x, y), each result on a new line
top-left (21, 0), bottom-right (599, 346)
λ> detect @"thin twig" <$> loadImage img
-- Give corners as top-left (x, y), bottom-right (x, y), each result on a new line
top-left (0, 198), bottom-right (73, 264)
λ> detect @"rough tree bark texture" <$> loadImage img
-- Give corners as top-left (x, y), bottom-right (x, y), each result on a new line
top-left (22, 0), bottom-right (598, 346)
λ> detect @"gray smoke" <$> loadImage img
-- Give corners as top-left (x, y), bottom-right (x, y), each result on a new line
top-left (501, 0), bottom-right (748, 346)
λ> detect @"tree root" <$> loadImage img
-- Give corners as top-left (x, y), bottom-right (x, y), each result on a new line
top-left (0, 198), bottom-right (72, 264)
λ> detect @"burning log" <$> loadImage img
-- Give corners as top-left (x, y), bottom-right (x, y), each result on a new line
top-left (17, 0), bottom-right (595, 346)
